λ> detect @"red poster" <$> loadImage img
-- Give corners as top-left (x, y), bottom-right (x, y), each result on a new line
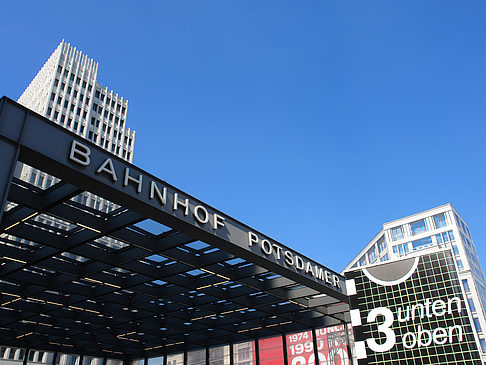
top-left (286, 330), bottom-right (315, 365)
top-left (259, 336), bottom-right (284, 365)
top-left (315, 325), bottom-right (350, 365)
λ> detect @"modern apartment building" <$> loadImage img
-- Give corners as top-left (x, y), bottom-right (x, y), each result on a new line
top-left (344, 203), bottom-right (486, 362)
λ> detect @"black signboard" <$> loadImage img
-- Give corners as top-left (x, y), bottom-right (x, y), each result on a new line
top-left (346, 250), bottom-right (482, 364)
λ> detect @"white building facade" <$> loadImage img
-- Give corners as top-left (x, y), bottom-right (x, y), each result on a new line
top-left (344, 203), bottom-right (486, 361)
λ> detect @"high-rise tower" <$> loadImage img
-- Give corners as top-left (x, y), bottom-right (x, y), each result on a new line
top-left (18, 40), bottom-right (134, 162)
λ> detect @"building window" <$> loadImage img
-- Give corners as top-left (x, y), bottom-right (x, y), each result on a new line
top-left (60, 114), bottom-right (65, 124)
top-left (57, 65), bottom-right (62, 73)
top-left (47, 107), bottom-right (52, 116)
top-left (82, 81), bottom-right (87, 88)
top-left (54, 111), bottom-right (59, 119)
top-left (70, 104), bottom-right (75, 112)
top-left (64, 70), bottom-right (69, 77)
top-left (392, 243), bottom-right (409, 256)
top-left (92, 103), bottom-right (98, 111)
top-left (54, 79), bottom-right (59, 86)
top-left (448, 230), bottom-right (455, 241)
top-left (473, 318), bottom-right (482, 333)
top-left (61, 82), bottom-right (66, 91)
top-left (410, 219), bottom-right (427, 235)
top-left (452, 245), bottom-right (459, 255)
top-left (73, 90), bottom-right (78, 98)
top-left (380, 253), bottom-right (389, 262)
top-left (457, 260), bottom-right (464, 270)
top-left (377, 236), bottom-right (386, 253)
top-left (391, 226), bottom-right (403, 241)
top-left (68, 86), bottom-right (72, 94)
top-left (468, 298), bottom-right (476, 312)
top-left (434, 213), bottom-right (447, 228)
top-left (57, 96), bottom-right (62, 105)
top-left (76, 77), bottom-right (81, 84)
top-left (479, 339), bottom-right (486, 353)
top-left (412, 236), bottom-right (433, 250)
top-left (70, 73), bottom-right (75, 81)
top-left (88, 84), bottom-right (92, 92)
top-left (367, 246), bottom-right (377, 264)
top-left (359, 255), bottom-right (367, 267)
top-left (463, 279), bottom-right (470, 293)
top-left (64, 100), bottom-right (69, 108)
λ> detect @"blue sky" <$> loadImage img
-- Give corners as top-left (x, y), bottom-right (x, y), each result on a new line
top-left (1, 1), bottom-right (485, 272)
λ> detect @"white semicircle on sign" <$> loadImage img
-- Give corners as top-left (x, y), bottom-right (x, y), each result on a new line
top-left (362, 257), bottom-right (419, 286)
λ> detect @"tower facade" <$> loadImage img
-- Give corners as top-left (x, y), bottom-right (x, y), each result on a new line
top-left (344, 203), bottom-right (486, 361)
top-left (18, 40), bottom-right (134, 163)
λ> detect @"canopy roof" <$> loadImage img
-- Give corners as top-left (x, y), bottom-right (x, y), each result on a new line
top-left (0, 97), bottom-right (349, 360)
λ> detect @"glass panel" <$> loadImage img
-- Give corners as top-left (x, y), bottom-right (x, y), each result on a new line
top-left (434, 213), bottom-right (447, 228)
top-left (468, 298), bottom-right (477, 312)
top-left (233, 341), bottom-right (255, 365)
top-left (167, 353), bottom-right (184, 365)
top-left (391, 227), bottom-right (403, 241)
top-left (411, 236), bottom-right (433, 250)
top-left (258, 336), bottom-right (284, 365)
top-left (106, 360), bottom-right (122, 365)
top-left (315, 325), bottom-right (350, 365)
top-left (377, 236), bottom-right (387, 252)
top-left (187, 349), bottom-right (206, 365)
top-left (148, 357), bottom-right (164, 365)
top-left (286, 330), bottom-right (314, 365)
top-left (209, 345), bottom-right (230, 365)
top-left (410, 219), bottom-right (427, 235)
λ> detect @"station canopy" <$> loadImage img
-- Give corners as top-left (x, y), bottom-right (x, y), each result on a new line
top-left (0, 97), bottom-right (349, 360)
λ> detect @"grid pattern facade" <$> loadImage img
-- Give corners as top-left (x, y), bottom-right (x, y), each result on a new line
top-left (344, 204), bottom-right (486, 359)
top-left (348, 251), bottom-right (482, 364)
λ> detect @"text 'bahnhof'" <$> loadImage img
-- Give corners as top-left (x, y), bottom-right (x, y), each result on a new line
top-left (1, 42), bottom-right (485, 365)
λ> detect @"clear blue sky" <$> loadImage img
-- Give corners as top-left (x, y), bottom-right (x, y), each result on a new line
top-left (1, 1), bottom-right (485, 272)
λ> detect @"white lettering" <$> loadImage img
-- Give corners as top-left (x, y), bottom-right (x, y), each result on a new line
top-left (432, 300), bottom-right (446, 317)
top-left (295, 256), bottom-right (304, 270)
top-left (261, 239), bottom-right (273, 255)
top-left (149, 181), bottom-right (167, 205)
top-left (96, 158), bottom-right (117, 182)
top-left (69, 140), bottom-right (90, 166)
top-left (273, 244), bottom-right (282, 260)
top-left (284, 251), bottom-right (294, 266)
top-left (432, 327), bottom-right (448, 345)
top-left (248, 232), bottom-right (258, 247)
top-left (212, 214), bottom-right (225, 230)
top-left (124, 168), bottom-right (143, 193)
top-left (173, 193), bottom-right (189, 216)
top-left (193, 205), bottom-right (209, 224)
top-left (448, 297), bottom-right (462, 315)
